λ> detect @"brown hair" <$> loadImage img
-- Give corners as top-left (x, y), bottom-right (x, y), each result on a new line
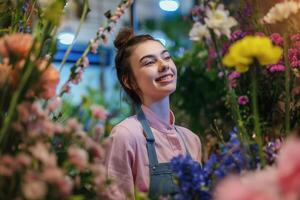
top-left (114, 27), bottom-right (159, 105)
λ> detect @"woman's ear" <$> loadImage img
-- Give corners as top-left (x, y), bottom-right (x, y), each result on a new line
top-left (122, 75), bottom-right (137, 90)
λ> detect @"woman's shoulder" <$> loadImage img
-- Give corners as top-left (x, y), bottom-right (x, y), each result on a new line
top-left (110, 115), bottom-right (143, 139)
top-left (175, 125), bottom-right (197, 137)
top-left (175, 125), bottom-right (201, 144)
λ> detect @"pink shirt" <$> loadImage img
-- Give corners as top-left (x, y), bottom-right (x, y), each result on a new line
top-left (104, 105), bottom-right (202, 199)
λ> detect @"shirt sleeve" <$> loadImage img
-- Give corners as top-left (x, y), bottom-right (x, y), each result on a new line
top-left (104, 125), bottom-right (136, 200)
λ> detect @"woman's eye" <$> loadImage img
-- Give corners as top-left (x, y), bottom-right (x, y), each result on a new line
top-left (164, 56), bottom-right (171, 60)
top-left (144, 60), bottom-right (155, 65)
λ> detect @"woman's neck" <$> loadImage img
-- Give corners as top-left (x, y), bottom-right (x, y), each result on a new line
top-left (142, 97), bottom-right (171, 124)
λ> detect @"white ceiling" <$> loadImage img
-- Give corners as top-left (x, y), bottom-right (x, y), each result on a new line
top-left (59, 0), bottom-right (193, 46)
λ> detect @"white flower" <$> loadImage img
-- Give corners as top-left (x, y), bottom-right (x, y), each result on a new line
top-left (38, 0), bottom-right (54, 9)
top-left (204, 4), bottom-right (237, 38)
top-left (262, 1), bottom-right (300, 24)
top-left (189, 22), bottom-right (210, 42)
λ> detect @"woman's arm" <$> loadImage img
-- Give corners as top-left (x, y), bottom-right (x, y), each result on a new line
top-left (104, 125), bottom-right (136, 199)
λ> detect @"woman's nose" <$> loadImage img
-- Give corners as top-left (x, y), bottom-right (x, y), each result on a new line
top-left (158, 59), bottom-right (169, 72)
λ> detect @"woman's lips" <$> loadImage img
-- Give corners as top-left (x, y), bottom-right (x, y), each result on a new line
top-left (155, 74), bottom-right (175, 83)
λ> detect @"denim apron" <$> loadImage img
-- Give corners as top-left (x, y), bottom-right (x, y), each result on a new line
top-left (137, 106), bottom-right (191, 199)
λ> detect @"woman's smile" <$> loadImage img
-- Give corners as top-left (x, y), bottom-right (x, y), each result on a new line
top-left (155, 73), bottom-right (175, 84)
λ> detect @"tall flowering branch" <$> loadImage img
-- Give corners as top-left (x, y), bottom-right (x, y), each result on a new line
top-left (222, 36), bottom-right (283, 166)
top-left (59, 0), bottom-right (134, 96)
top-left (188, 3), bottom-right (250, 140)
top-left (0, 1), bottom-right (67, 154)
top-left (59, 0), bottom-right (90, 72)
top-left (261, 1), bottom-right (300, 134)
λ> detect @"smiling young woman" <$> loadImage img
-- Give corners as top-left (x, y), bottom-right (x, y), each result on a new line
top-left (104, 28), bottom-right (202, 200)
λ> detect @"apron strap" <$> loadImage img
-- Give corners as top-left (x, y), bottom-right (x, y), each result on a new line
top-left (137, 106), bottom-right (159, 166)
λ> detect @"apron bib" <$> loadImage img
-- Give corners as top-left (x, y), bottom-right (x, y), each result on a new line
top-left (137, 106), bottom-right (190, 199)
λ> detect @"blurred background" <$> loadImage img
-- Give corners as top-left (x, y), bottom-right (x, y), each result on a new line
top-left (55, 0), bottom-right (198, 125)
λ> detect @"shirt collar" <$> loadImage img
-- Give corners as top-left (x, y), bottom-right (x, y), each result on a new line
top-left (140, 104), bottom-right (175, 132)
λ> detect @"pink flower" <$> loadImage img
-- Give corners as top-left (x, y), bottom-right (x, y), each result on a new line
top-left (68, 146), bottom-right (88, 171)
top-left (0, 155), bottom-right (16, 177)
top-left (80, 56), bottom-right (89, 68)
top-left (65, 118), bottom-right (83, 133)
top-left (22, 179), bottom-right (47, 200)
top-left (270, 33), bottom-right (284, 46)
top-left (42, 167), bottom-right (64, 183)
top-left (90, 39), bottom-right (99, 54)
top-left (47, 97), bottom-right (62, 112)
top-left (255, 32), bottom-right (266, 37)
top-left (277, 136), bottom-right (300, 197)
top-left (56, 177), bottom-right (73, 197)
top-left (0, 165), bottom-right (13, 177)
top-left (267, 64), bottom-right (285, 73)
top-left (291, 34), bottom-right (300, 42)
top-left (89, 142), bottom-right (105, 160)
top-left (93, 124), bottom-right (104, 141)
top-left (70, 68), bottom-right (83, 84)
top-left (214, 175), bottom-right (278, 200)
top-left (16, 153), bottom-right (32, 167)
top-left (61, 82), bottom-right (71, 94)
top-left (90, 105), bottom-right (108, 121)
top-left (29, 142), bottom-right (57, 167)
top-left (238, 96), bottom-right (249, 105)
top-left (228, 71), bottom-right (240, 88)
top-left (228, 71), bottom-right (240, 80)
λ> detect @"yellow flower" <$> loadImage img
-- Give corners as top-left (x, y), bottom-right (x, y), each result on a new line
top-left (222, 36), bottom-right (282, 73)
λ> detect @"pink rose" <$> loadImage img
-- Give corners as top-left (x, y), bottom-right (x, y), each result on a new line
top-left (277, 136), bottom-right (300, 198)
top-left (22, 179), bottom-right (47, 200)
top-left (214, 175), bottom-right (278, 200)
top-left (68, 146), bottom-right (88, 171)
top-left (90, 105), bottom-right (108, 121)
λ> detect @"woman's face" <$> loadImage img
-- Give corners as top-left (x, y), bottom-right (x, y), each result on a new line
top-left (129, 40), bottom-right (177, 103)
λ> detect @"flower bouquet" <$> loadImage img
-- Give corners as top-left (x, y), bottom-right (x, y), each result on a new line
top-left (0, 0), bottom-right (134, 199)
top-left (170, 0), bottom-right (300, 199)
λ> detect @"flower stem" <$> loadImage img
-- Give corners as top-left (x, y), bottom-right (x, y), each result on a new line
top-left (0, 22), bottom-right (51, 154)
top-left (210, 32), bottom-right (248, 142)
top-left (59, 0), bottom-right (89, 72)
top-left (284, 33), bottom-right (291, 135)
top-left (0, 55), bottom-right (36, 153)
top-left (250, 66), bottom-right (265, 167)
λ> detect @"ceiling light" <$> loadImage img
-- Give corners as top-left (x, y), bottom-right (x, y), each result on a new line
top-left (159, 0), bottom-right (179, 12)
top-left (58, 32), bottom-right (75, 45)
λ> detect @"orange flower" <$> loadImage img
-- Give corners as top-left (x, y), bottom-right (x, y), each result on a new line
top-left (27, 59), bottom-right (60, 99)
top-left (0, 33), bottom-right (34, 59)
top-left (39, 64), bottom-right (60, 99)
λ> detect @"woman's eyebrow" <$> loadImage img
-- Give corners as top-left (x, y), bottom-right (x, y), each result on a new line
top-left (139, 55), bottom-right (155, 64)
top-left (139, 50), bottom-right (169, 63)
top-left (160, 49), bottom-right (169, 55)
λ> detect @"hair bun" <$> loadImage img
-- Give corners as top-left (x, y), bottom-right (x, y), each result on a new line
top-left (114, 27), bottom-right (134, 50)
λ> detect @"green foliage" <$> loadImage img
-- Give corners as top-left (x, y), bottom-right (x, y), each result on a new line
top-left (171, 42), bottom-right (231, 135)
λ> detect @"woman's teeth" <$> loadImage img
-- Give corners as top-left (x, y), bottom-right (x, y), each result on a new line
top-left (156, 75), bottom-right (173, 81)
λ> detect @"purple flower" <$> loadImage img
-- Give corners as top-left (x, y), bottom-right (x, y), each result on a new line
top-left (238, 96), bottom-right (249, 105)
top-left (230, 30), bottom-right (249, 42)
